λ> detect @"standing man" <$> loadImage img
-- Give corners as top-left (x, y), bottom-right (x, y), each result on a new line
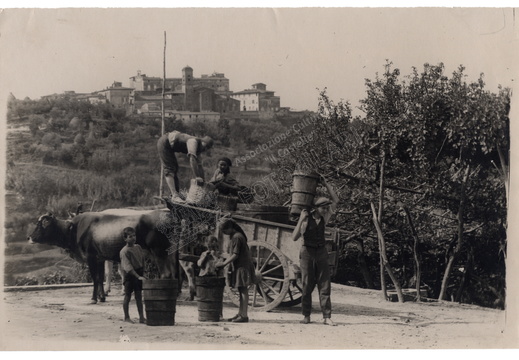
top-left (292, 175), bottom-right (339, 326)
top-left (157, 130), bottom-right (214, 202)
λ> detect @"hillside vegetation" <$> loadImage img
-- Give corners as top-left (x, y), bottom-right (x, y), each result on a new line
top-left (4, 93), bottom-right (300, 286)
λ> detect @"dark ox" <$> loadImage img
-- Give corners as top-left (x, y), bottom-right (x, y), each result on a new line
top-left (28, 208), bottom-right (179, 304)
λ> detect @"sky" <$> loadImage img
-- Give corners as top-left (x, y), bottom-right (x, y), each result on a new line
top-left (0, 6), bottom-right (517, 114)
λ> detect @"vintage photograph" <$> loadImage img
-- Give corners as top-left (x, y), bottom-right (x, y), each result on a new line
top-left (1, 5), bottom-right (517, 351)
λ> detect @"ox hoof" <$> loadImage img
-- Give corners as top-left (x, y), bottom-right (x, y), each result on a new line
top-left (90, 300), bottom-right (98, 304)
top-left (99, 297), bottom-right (106, 303)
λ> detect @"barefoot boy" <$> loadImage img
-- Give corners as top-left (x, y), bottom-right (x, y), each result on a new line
top-left (120, 227), bottom-right (147, 324)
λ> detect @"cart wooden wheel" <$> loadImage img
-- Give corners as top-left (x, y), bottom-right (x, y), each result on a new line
top-left (226, 240), bottom-right (290, 312)
top-left (279, 277), bottom-right (303, 307)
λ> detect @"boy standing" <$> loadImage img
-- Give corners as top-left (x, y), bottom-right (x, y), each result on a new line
top-left (120, 227), bottom-right (147, 324)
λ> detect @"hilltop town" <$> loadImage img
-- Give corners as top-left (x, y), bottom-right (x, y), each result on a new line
top-left (38, 66), bottom-right (312, 122)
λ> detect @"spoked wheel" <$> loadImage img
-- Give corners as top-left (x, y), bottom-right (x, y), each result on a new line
top-left (226, 241), bottom-right (290, 312)
top-left (279, 277), bottom-right (303, 307)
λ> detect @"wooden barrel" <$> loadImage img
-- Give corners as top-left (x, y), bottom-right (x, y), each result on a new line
top-left (143, 279), bottom-right (177, 326)
top-left (290, 170), bottom-right (319, 217)
top-left (195, 276), bottom-right (226, 322)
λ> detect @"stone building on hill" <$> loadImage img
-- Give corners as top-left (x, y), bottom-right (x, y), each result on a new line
top-left (230, 83), bottom-right (280, 113)
top-left (131, 66), bottom-right (240, 118)
top-left (41, 66), bottom-right (290, 121)
top-left (97, 82), bottom-right (133, 108)
top-left (129, 67), bottom-right (231, 95)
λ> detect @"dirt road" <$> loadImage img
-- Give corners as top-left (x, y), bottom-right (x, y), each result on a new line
top-left (0, 283), bottom-right (515, 350)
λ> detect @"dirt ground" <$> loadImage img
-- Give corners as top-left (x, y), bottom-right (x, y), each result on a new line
top-left (0, 282), bottom-right (516, 350)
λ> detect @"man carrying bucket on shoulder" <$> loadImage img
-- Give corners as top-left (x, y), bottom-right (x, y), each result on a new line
top-left (291, 174), bottom-right (339, 326)
top-left (157, 130), bottom-right (214, 203)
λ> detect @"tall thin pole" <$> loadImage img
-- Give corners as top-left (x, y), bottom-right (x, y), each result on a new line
top-left (159, 31), bottom-right (167, 197)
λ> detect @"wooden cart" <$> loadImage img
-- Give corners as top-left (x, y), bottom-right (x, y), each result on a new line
top-left (172, 201), bottom-right (340, 312)
top-left (222, 207), bottom-right (340, 312)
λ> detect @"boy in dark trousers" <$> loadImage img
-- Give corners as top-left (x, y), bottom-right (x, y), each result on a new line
top-left (120, 227), bottom-right (147, 324)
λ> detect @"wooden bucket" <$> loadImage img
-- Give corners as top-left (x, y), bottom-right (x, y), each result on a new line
top-left (216, 194), bottom-right (238, 211)
top-left (143, 279), bottom-right (178, 326)
top-left (195, 276), bottom-right (226, 322)
top-left (290, 170), bottom-right (319, 216)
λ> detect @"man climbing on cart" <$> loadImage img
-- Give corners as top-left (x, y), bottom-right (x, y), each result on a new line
top-left (157, 130), bottom-right (214, 203)
top-left (291, 174), bottom-right (339, 326)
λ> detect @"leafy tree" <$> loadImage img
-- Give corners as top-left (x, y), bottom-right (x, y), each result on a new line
top-left (49, 106), bottom-right (64, 121)
top-left (364, 63), bottom-right (508, 304)
top-left (189, 119), bottom-right (208, 138)
top-left (74, 133), bottom-right (86, 145)
top-left (268, 61), bottom-right (508, 307)
top-left (28, 114), bottom-right (45, 136)
top-left (216, 117), bottom-right (231, 147)
top-left (68, 117), bottom-right (84, 132)
top-left (228, 120), bottom-right (247, 147)
top-left (112, 108), bottom-right (126, 121)
top-left (41, 132), bottom-right (62, 150)
top-left (164, 116), bottom-right (186, 134)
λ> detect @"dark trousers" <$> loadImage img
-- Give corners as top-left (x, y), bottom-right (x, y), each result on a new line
top-left (123, 268), bottom-right (144, 295)
top-left (300, 245), bottom-right (331, 318)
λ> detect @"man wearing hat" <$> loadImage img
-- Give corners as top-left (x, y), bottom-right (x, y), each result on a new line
top-left (292, 175), bottom-right (339, 326)
top-left (157, 130), bottom-right (214, 203)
